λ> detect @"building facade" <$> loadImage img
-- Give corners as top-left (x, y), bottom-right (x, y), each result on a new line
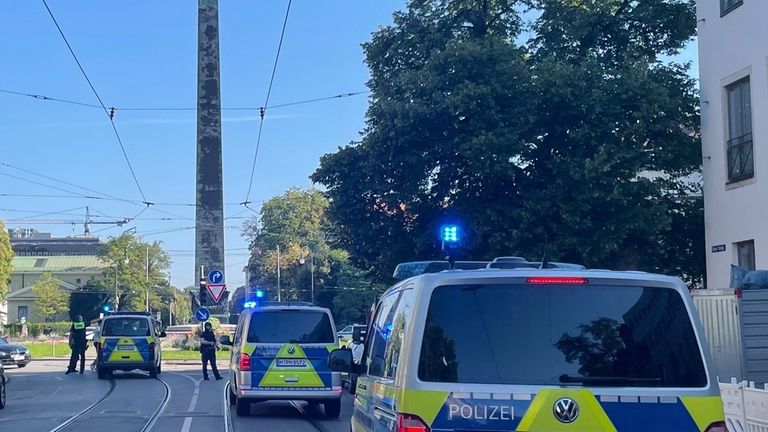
top-left (1, 230), bottom-right (108, 324)
top-left (697, 0), bottom-right (768, 289)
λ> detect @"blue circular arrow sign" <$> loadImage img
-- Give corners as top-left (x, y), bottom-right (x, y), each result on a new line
top-left (208, 269), bottom-right (224, 284)
top-left (195, 307), bottom-right (211, 322)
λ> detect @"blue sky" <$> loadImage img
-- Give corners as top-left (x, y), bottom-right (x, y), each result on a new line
top-left (0, 1), bottom-right (697, 290)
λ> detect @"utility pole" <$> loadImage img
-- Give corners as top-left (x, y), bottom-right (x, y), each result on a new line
top-left (195, 0), bottom-right (225, 306)
top-left (146, 244), bottom-right (150, 312)
top-left (310, 251), bottom-right (315, 305)
top-left (277, 244), bottom-right (281, 302)
top-left (114, 264), bottom-right (119, 311)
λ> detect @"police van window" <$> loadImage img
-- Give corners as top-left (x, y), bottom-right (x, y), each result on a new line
top-left (366, 291), bottom-right (400, 378)
top-left (418, 284), bottom-right (707, 388)
top-left (102, 318), bottom-right (152, 337)
top-left (384, 289), bottom-right (414, 379)
top-left (247, 310), bottom-right (334, 344)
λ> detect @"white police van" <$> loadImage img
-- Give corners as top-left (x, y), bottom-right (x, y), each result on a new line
top-left (329, 257), bottom-right (726, 432)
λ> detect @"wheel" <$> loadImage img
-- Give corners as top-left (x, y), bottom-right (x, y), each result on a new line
top-left (236, 398), bottom-right (251, 416)
top-left (149, 366), bottom-right (158, 378)
top-left (16, 364), bottom-right (26, 369)
top-left (0, 378), bottom-right (6, 409)
top-left (97, 367), bottom-right (106, 380)
top-left (229, 386), bottom-right (236, 406)
top-left (324, 399), bottom-right (341, 418)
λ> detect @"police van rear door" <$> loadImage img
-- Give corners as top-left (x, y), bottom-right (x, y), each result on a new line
top-left (246, 308), bottom-right (338, 391)
top-left (398, 276), bottom-right (724, 432)
top-left (100, 317), bottom-right (153, 364)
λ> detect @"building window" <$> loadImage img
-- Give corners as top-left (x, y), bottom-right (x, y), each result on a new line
top-left (76, 278), bottom-right (82, 285)
top-left (737, 240), bottom-right (756, 271)
top-left (721, 0), bottom-right (743, 16)
top-left (18, 306), bottom-right (28, 321)
top-left (726, 77), bottom-right (754, 182)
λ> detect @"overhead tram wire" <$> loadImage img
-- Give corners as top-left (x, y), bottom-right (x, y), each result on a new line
top-left (41, 0), bottom-right (150, 206)
top-left (242, 0), bottom-right (293, 208)
top-left (0, 162), bottom-right (143, 206)
top-left (0, 88), bottom-right (369, 114)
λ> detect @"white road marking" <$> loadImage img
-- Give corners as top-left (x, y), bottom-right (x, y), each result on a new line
top-left (173, 372), bottom-right (201, 432)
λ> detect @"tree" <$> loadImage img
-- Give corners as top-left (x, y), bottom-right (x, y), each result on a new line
top-left (0, 221), bottom-right (12, 303)
top-left (32, 272), bottom-right (70, 322)
top-left (312, 0), bottom-right (704, 283)
top-left (96, 234), bottom-right (172, 311)
top-left (242, 188), bottom-right (378, 318)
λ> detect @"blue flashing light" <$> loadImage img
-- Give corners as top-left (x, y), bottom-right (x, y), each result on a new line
top-left (243, 301), bottom-right (257, 309)
top-left (441, 224), bottom-right (460, 243)
top-left (102, 304), bottom-right (112, 312)
top-left (255, 289), bottom-right (265, 299)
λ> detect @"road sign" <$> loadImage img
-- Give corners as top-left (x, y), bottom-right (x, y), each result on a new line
top-left (208, 269), bottom-right (224, 284)
top-left (207, 283), bottom-right (227, 303)
top-left (195, 307), bottom-right (211, 322)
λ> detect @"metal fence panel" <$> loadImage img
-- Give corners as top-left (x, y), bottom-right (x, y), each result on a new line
top-left (693, 289), bottom-right (744, 381)
top-left (741, 290), bottom-right (768, 384)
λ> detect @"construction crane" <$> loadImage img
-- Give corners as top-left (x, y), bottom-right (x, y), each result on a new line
top-left (3, 207), bottom-right (129, 236)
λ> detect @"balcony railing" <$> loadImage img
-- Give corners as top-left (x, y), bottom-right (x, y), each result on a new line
top-left (727, 132), bottom-right (754, 182)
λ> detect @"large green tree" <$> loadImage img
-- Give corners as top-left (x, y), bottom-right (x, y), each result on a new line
top-left (32, 272), bottom-right (70, 322)
top-left (0, 221), bottom-right (12, 302)
top-left (312, 0), bottom-right (704, 284)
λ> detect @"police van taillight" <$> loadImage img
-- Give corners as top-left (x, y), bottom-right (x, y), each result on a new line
top-left (705, 421), bottom-right (728, 432)
top-left (397, 414), bottom-right (429, 432)
top-left (240, 353), bottom-right (251, 371)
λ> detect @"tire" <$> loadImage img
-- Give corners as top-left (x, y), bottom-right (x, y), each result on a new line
top-left (149, 366), bottom-right (158, 379)
top-left (235, 398), bottom-right (251, 416)
top-left (229, 386), bottom-right (236, 406)
top-left (0, 378), bottom-right (6, 409)
top-left (324, 399), bottom-right (341, 419)
top-left (16, 364), bottom-right (26, 369)
top-left (97, 367), bottom-right (106, 380)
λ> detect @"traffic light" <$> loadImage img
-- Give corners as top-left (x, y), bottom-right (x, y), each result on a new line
top-left (199, 277), bottom-right (207, 306)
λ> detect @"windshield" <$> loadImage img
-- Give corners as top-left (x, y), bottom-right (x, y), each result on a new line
top-left (418, 283), bottom-right (707, 388)
top-left (248, 310), bottom-right (334, 344)
top-left (0, 337), bottom-right (7, 344)
top-left (102, 318), bottom-right (151, 337)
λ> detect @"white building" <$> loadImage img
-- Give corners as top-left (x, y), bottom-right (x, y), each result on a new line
top-left (698, 0), bottom-right (767, 289)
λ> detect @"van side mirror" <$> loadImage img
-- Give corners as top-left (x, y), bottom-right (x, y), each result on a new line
top-left (219, 335), bottom-right (232, 346)
top-left (328, 348), bottom-right (353, 372)
top-left (353, 326), bottom-right (367, 344)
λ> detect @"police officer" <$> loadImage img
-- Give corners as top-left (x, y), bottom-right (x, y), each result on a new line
top-left (66, 314), bottom-right (87, 375)
top-left (199, 321), bottom-right (222, 380)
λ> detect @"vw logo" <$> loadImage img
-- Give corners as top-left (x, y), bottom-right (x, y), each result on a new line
top-left (553, 398), bottom-right (579, 424)
top-left (287, 346), bottom-right (296, 355)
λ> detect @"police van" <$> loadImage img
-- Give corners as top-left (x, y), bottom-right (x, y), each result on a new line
top-left (329, 258), bottom-right (726, 432)
top-left (221, 302), bottom-right (342, 417)
top-left (97, 312), bottom-right (165, 379)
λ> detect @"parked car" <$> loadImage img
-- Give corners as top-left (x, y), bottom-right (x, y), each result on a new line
top-left (0, 337), bottom-right (30, 368)
top-left (0, 353), bottom-right (7, 409)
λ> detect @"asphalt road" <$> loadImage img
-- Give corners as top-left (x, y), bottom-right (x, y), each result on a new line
top-left (0, 361), bottom-right (354, 432)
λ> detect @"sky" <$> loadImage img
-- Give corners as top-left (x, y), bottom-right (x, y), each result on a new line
top-left (0, 1), bottom-right (697, 291)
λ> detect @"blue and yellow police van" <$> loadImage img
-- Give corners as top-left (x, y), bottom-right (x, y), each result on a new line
top-left (329, 257), bottom-right (726, 432)
top-left (221, 302), bottom-right (342, 417)
top-left (96, 311), bottom-right (166, 379)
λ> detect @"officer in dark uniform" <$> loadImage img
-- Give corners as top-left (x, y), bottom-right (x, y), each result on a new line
top-left (199, 321), bottom-right (222, 380)
top-left (66, 314), bottom-right (87, 375)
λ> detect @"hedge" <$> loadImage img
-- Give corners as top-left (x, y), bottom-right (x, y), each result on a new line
top-left (1, 322), bottom-right (72, 338)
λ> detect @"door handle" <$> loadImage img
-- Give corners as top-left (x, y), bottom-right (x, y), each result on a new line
top-left (357, 383), bottom-right (367, 390)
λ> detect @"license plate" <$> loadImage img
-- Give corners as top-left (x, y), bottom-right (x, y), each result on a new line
top-left (117, 345), bottom-right (134, 351)
top-left (277, 359), bottom-right (307, 368)
top-left (14, 355), bottom-right (25, 360)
